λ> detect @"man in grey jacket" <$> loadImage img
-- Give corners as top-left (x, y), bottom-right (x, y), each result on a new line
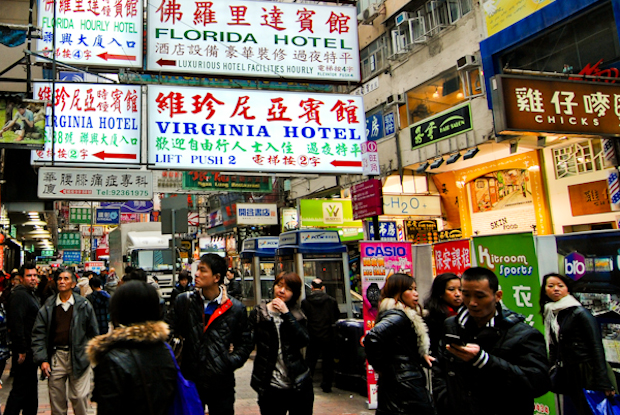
top-left (32, 269), bottom-right (99, 415)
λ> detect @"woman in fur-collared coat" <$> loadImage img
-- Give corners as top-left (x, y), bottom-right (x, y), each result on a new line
top-left (364, 273), bottom-right (435, 415)
top-left (87, 281), bottom-right (177, 415)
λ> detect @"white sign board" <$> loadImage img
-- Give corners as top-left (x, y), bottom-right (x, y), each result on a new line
top-left (38, 167), bottom-right (153, 200)
top-left (32, 83), bottom-right (142, 165)
top-left (362, 140), bottom-right (380, 176)
top-left (147, 85), bottom-right (366, 174)
top-left (382, 195), bottom-right (442, 216)
top-left (146, 0), bottom-right (360, 81)
top-left (37, 0), bottom-right (143, 68)
top-left (236, 203), bottom-right (278, 225)
top-left (80, 225), bottom-right (105, 237)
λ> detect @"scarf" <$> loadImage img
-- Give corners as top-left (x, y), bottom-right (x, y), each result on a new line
top-left (543, 294), bottom-right (582, 350)
top-left (378, 298), bottom-right (431, 358)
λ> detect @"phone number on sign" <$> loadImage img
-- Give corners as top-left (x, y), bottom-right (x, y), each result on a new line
top-left (95, 189), bottom-right (150, 197)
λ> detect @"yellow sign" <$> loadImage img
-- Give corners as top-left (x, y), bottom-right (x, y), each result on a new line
top-left (484, 0), bottom-right (555, 37)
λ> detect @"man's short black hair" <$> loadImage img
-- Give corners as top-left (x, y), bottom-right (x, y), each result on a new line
top-left (19, 262), bottom-right (37, 276)
top-left (311, 279), bottom-right (324, 289)
top-left (89, 277), bottom-right (102, 289)
top-left (199, 254), bottom-right (226, 285)
top-left (462, 267), bottom-right (499, 293)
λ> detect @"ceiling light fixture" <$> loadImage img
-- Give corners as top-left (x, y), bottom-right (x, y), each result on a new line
top-left (432, 87), bottom-right (439, 98)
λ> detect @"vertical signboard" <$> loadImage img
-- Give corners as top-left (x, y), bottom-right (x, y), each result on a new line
top-left (472, 233), bottom-right (556, 415)
top-left (147, 85), bottom-right (365, 174)
top-left (37, 0), bottom-right (143, 68)
top-left (147, 0), bottom-right (360, 81)
top-left (32, 83), bottom-right (142, 165)
top-left (360, 241), bottom-right (413, 409)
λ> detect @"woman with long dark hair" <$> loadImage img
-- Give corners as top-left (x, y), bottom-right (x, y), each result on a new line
top-left (249, 272), bottom-right (313, 415)
top-left (540, 273), bottom-right (616, 414)
top-left (424, 273), bottom-right (462, 355)
top-left (87, 281), bottom-right (177, 414)
top-left (364, 273), bottom-right (435, 415)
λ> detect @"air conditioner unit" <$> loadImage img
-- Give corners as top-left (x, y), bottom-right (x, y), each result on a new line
top-left (361, 3), bottom-right (380, 24)
top-left (386, 93), bottom-right (405, 105)
top-left (456, 54), bottom-right (478, 70)
top-left (395, 11), bottom-right (410, 26)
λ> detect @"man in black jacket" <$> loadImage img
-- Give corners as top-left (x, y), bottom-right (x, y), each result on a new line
top-left (5, 262), bottom-right (40, 415)
top-left (433, 267), bottom-right (550, 415)
top-left (170, 253), bottom-right (252, 415)
top-left (301, 278), bottom-right (340, 393)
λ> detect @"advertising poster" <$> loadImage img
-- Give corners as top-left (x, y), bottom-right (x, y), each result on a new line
top-left (483, 0), bottom-right (555, 37)
top-left (0, 98), bottom-right (46, 149)
top-left (360, 241), bottom-right (413, 409)
top-left (433, 239), bottom-right (471, 276)
top-left (472, 233), bottom-right (555, 415)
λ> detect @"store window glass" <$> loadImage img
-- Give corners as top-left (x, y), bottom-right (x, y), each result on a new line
top-left (405, 69), bottom-right (466, 126)
top-left (500, 3), bottom-right (620, 73)
top-left (553, 140), bottom-right (604, 179)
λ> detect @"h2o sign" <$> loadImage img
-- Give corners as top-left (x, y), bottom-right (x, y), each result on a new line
top-left (564, 252), bottom-right (586, 280)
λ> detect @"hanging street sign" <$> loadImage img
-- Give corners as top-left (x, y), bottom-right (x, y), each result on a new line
top-left (58, 232), bottom-right (81, 250)
top-left (411, 102), bottom-right (473, 149)
top-left (95, 207), bottom-right (121, 225)
top-left (31, 83), bottom-right (142, 165)
top-left (147, 85), bottom-right (366, 174)
top-left (38, 167), bottom-right (153, 200)
top-left (37, 0), bottom-right (143, 68)
top-left (183, 171), bottom-right (273, 193)
top-left (69, 207), bottom-right (91, 224)
top-left (147, 0), bottom-right (360, 82)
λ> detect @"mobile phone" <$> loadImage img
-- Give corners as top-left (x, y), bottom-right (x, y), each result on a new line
top-left (445, 333), bottom-right (466, 346)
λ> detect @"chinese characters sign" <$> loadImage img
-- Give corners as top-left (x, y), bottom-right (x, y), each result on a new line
top-left (492, 75), bottom-right (620, 137)
top-left (95, 207), bottom-right (121, 224)
top-left (32, 83), bottom-right (142, 165)
top-left (433, 239), bottom-right (470, 276)
top-left (367, 221), bottom-right (397, 240)
top-left (70, 207), bottom-right (91, 224)
top-left (58, 232), bottom-right (81, 250)
top-left (147, 0), bottom-right (360, 81)
top-left (351, 178), bottom-right (383, 220)
top-left (183, 171), bottom-right (272, 193)
top-left (411, 102), bottom-right (472, 149)
top-left (365, 110), bottom-right (383, 141)
top-left (147, 85), bottom-right (366, 174)
top-left (568, 180), bottom-right (611, 216)
top-left (405, 219), bottom-right (438, 244)
top-left (236, 203), bottom-right (278, 225)
top-left (37, 0), bottom-right (143, 68)
top-left (37, 167), bottom-right (153, 200)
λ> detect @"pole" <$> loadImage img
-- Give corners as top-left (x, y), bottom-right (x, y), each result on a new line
top-left (89, 202), bottom-right (94, 261)
top-left (171, 208), bottom-right (177, 285)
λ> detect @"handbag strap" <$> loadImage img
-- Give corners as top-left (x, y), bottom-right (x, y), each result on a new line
top-left (130, 349), bottom-right (156, 415)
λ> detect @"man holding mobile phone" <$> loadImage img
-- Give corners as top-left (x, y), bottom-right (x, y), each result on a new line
top-left (432, 267), bottom-right (550, 415)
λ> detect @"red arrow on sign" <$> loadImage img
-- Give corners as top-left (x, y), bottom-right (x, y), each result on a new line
top-left (97, 52), bottom-right (136, 61)
top-left (92, 151), bottom-right (137, 160)
top-left (157, 58), bottom-right (177, 67)
top-left (330, 160), bottom-right (362, 167)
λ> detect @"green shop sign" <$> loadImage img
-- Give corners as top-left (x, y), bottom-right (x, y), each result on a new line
top-left (70, 208), bottom-right (91, 224)
top-left (58, 232), bottom-right (81, 250)
top-left (300, 199), bottom-right (363, 228)
top-left (183, 172), bottom-right (272, 193)
top-left (411, 102), bottom-right (473, 149)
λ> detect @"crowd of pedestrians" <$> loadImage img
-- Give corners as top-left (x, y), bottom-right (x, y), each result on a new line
top-left (0, 258), bottom-right (616, 415)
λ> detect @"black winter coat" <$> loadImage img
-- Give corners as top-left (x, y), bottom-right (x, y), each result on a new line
top-left (549, 305), bottom-right (614, 392)
top-left (433, 306), bottom-right (550, 415)
top-left (87, 321), bottom-right (177, 415)
top-left (364, 309), bottom-right (434, 415)
top-left (170, 289), bottom-right (252, 395)
top-left (249, 301), bottom-right (311, 395)
top-left (301, 290), bottom-right (340, 340)
top-left (7, 284), bottom-right (40, 354)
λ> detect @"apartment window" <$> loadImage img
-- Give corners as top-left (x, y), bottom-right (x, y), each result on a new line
top-left (460, 67), bottom-right (483, 98)
top-left (405, 69), bottom-right (466, 125)
top-left (361, 35), bottom-right (387, 79)
top-left (553, 140), bottom-right (605, 179)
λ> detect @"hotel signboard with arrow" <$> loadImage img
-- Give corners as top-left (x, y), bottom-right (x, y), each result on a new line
top-left (147, 84), bottom-right (367, 174)
top-left (37, 167), bottom-right (153, 201)
top-left (31, 83), bottom-right (142, 166)
top-left (37, 0), bottom-right (143, 68)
